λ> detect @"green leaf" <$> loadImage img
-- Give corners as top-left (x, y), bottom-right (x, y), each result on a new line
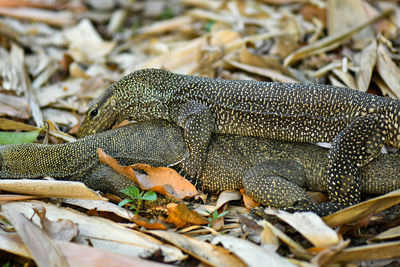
top-left (212, 210), bottom-right (219, 220)
top-left (141, 191), bottom-right (157, 201)
top-left (217, 210), bottom-right (229, 219)
top-left (120, 186), bottom-right (140, 198)
top-left (118, 198), bottom-right (132, 207)
top-left (0, 129), bottom-right (41, 145)
top-left (204, 21), bottom-right (215, 32)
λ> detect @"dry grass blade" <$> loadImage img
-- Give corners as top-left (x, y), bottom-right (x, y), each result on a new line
top-left (323, 189), bottom-right (400, 228)
top-left (3, 209), bottom-right (69, 267)
top-left (148, 230), bottom-right (247, 267)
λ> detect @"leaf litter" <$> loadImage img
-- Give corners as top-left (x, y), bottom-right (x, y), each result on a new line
top-left (1, 0), bottom-right (400, 265)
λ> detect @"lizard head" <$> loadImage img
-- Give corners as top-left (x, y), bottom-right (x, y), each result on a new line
top-left (78, 69), bottom-right (173, 138)
top-left (77, 89), bottom-right (119, 138)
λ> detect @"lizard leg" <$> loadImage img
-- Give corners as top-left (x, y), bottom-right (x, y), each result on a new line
top-left (83, 164), bottom-right (138, 198)
top-left (326, 114), bottom-right (387, 207)
top-left (242, 160), bottom-right (311, 209)
top-left (172, 101), bottom-right (215, 178)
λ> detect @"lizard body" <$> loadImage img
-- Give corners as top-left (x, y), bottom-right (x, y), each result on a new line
top-left (3, 121), bottom-right (400, 214)
top-left (77, 69), bottom-right (400, 212)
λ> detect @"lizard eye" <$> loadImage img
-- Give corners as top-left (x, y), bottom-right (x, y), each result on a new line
top-left (90, 108), bottom-right (98, 118)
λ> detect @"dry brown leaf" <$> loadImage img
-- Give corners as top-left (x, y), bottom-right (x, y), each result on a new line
top-left (284, 9), bottom-right (393, 66)
top-left (1, 201), bottom-right (185, 261)
top-left (239, 46), bottom-right (291, 76)
top-left (215, 190), bottom-right (241, 209)
top-left (148, 230), bottom-right (247, 267)
top-left (240, 188), bottom-right (260, 210)
top-left (11, 43), bottom-right (43, 128)
top-left (137, 16), bottom-right (192, 36)
top-left (323, 189), bottom-right (400, 228)
top-left (0, 231), bottom-right (173, 267)
top-left (376, 42), bottom-right (400, 98)
top-left (131, 214), bottom-right (167, 230)
top-left (0, 179), bottom-right (104, 200)
top-left (134, 30), bottom-right (240, 73)
top-left (331, 68), bottom-right (357, 89)
top-left (111, 119), bottom-right (131, 129)
top-left (62, 199), bottom-right (135, 221)
top-left (371, 225), bottom-right (400, 241)
top-left (268, 210), bottom-right (340, 248)
top-left (0, 93), bottom-right (30, 119)
top-left (300, 4), bottom-right (326, 25)
top-left (64, 19), bottom-right (115, 64)
top-left (261, 219), bottom-right (312, 259)
top-left (166, 203), bottom-right (208, 228)
top-left (310, 239), bottom-right (350, 266)
top-left (4, 208), bottom-right (69, 267)
top-left (260, 222), bottom-right (280, 250)
top-left (0, 118), bottom-right (76, 142)
top-left (34, 207), bottom-right (79, 242)
top-left (328, 0), bottom-right (373, 48)
top-left (0, 194), bottom-right (40, 201)
top-left (328, 240), bottom-right (400, 264)
top-left (355, 40), bottom-right (377, 92)
top-left (226, 60), bottom-right (297, 83)
top-left (0, 7), bottom-right (75, 26)
top-left (212, 235), bottom-right (296, 267)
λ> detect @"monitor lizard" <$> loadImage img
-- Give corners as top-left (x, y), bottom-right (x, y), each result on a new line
top-left (77, 69), bottom-right (400, 213)
top-left (3, 120), bottom-right (400, 215)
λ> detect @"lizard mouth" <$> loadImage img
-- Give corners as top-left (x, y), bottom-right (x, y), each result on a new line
top-left (78, 110), bottom-right (119, 138)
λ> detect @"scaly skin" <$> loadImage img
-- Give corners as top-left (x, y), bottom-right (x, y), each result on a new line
top-left (77, 69), bottom-right (400, 213)
top-left (3, 120), bottom-right (400, 215)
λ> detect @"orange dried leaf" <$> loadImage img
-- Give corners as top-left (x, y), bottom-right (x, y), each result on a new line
top-left (131, 214), bottom-right (167, 230)
top-left (98, 149), bottom-right (198, 199)
top-left (240, 188), bottom-right (260, 209)
top-left (166, 203), bottom-right (208, 228)
top-left (97, 148), bottom-right (139, 184)
top-left (132, 164), bottom-right (199, 199)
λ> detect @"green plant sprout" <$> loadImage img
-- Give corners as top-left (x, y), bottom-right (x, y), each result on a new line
top-left (207, 210), bottom-right (229, 227)
top-left (118, 186), bottom-right (157, 214)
